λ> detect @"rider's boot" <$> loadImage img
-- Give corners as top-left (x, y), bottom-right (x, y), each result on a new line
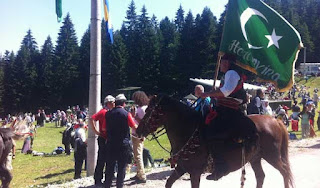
top-left (206, 145), bottom-right (229, 180)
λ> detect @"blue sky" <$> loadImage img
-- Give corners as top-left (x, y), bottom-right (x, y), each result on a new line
top-left (0, 0), bottom-right (228, 55)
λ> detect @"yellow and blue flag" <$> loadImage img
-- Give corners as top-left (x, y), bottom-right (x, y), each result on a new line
top-left (104, 0), bottom-right (114, 44)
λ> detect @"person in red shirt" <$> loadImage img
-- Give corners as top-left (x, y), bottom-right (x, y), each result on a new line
top-left (90, 95), bottom-right (115, 186)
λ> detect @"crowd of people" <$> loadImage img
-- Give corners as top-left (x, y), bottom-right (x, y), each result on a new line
top-left (192, 83), bottom-right (320, 141)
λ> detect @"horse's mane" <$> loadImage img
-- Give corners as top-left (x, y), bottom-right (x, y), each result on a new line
top-left (158, 95), bottom-right (203, 120)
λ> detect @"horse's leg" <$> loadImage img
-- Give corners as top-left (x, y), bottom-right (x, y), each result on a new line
top-left (190, 173), bottom-right (201, 188)
top-left (165, 165), bottom-right (186, 188)
top-left (250, 157), bottom-right (265, 188)
top-left (264, 156), bottom-right (291, 188)
top-left (0, 165), bottom-right (12, 188)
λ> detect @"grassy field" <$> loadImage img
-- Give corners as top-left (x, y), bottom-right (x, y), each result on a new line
top-left (12, 124), bottom-right (74, 187)
top-left (9, 76), bottom-right (320, 187)
top-left (10, 122), bottom-right (170, 187)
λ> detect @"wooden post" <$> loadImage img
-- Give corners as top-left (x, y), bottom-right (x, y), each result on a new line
top-left (213, 53), bottom-right (223, 89)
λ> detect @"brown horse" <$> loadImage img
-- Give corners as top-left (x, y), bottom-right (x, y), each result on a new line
top-left (0, 128), bottom-right (13, 188)
top-left (136, 95), bottom-right (293, 188)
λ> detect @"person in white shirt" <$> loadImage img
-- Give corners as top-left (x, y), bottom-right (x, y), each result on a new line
top-left (130, 91), bottom-right (149, 183)
top-left (201, 53), bottom-right (257, 180)
top-left (261, 100), bottom-right (273, 116)
top-left (74, 123), bottom-right (86, 179)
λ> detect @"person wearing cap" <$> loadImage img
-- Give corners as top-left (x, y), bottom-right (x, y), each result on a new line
top-left (90, 95), bottom-right (115, 186)
top-left (62, 123), bottom-right (73, 155)
top-left (105, 94), bottom-right (137, 188)
top-left (276, 106), bottom-right (289, 127)
top-left (200, 53), bottom-right (257, 180)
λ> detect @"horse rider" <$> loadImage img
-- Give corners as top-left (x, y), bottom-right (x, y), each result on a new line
top-left (201, 53), bottom-right (258, 180)
top-left (193, 85), bottom-right (211, 118)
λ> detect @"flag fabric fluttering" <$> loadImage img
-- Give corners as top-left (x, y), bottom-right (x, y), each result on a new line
top-left (104, 0), bottom-right (114, 44)
top-left (219, 0), bottom-right (303, 91)
top-left (56, 0), bottom-right (62, 22)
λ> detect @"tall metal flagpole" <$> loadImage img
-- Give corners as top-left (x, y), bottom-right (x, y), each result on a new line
top-left (303, 47), bottom-right (307, 76)
top-left (87, 0), bottom-right (101, 176)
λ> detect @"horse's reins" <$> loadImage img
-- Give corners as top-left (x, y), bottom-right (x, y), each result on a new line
top-left (143, 96), bottom-right (202, 167)
top-left (142, 96), bottom-right (171, 154)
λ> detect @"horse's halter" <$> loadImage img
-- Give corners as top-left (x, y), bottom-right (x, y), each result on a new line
top-left (141, 95), bottom-right (165, 136)
top-left (139, 96), bottom-right (171, 153)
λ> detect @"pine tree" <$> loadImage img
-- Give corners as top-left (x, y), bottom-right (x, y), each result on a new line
top-left (12, 30), bottom-right (39, 112)
top-left (2, 51), bottom-right (15, 114)
top-left (79, 27), bottom-right (90, 106)
top-left (175, 5), bottom-right (185, 32)
top-left (159, 17), bottom-right (179, 94)
top-left (54, 13), bottom-right (80, 107)
top-left (122, 0), bottom-right (139, 86)
top-left (176, 11), bottom-right (196, 95)
top-left (40, 36), bottom-right (55, 109)
top-left (103, 32), bottom-right (128, 94)
top-left (195, 7), bottom-right (218, 78)
top-left (136, 5), bottom-right (160, 92)
top-left (216, 5), bottom-right (227, 48)
top-left (0, 55), bottom-right (5, 114)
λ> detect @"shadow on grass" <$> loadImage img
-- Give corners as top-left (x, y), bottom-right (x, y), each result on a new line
top-left (35, 168), bottom-right (74, 180)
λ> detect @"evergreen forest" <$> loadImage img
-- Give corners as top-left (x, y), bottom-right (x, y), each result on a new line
top-left (0, 0), bottom-right (319, 115)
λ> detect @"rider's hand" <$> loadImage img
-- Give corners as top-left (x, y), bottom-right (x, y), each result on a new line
top-left (200, 93), bottom-right (208, 98)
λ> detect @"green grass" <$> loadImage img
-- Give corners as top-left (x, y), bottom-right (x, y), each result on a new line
top-left (12, 123), bottom-right (75, 187)
top-left (10, 122), bottom-right (170, 187)
top-left (143, 132), bottom-right (171, 160)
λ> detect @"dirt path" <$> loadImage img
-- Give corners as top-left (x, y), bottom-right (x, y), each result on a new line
top-left (120, 138), bottom-right (320, 188)
top-left (50, 138), bottom-right (320, 188)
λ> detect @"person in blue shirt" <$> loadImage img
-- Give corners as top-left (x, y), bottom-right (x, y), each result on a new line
top-left (194, 85), bottom-right (211, 118)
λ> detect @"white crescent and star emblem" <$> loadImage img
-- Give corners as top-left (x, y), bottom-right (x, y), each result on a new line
top-left (240, 8), bottom-right (283, 49)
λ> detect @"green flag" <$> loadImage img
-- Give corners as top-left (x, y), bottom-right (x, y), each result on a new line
top-left (219, 0), bottom-right (303, 91)
top-left (56, 0), bottom-right (62, 22)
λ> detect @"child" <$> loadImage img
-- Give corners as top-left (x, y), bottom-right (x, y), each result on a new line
top-left (298, 106), bottom-right (313, 138)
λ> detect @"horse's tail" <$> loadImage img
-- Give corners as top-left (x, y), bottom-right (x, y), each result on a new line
top-left (278, 119), bottom-right (294, 188)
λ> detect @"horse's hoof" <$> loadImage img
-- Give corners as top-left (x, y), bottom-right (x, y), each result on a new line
top-left (206, 172), bottom-right (226, 181)
top-left (206, 173), bottom-right (219, 181)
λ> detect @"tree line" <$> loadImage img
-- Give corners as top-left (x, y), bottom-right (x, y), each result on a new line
top-left (0, 0), bottom-right (319, 115)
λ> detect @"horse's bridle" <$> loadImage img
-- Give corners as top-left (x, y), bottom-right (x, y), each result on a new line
top-left (140, 96), bottom-right (172, 154)
top-left (142, 96), bottom-right (202, 167)
top-left (142, 96), bottom-right (164, 134)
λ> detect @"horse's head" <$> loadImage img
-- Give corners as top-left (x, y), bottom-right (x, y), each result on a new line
top-left (136, 95), bottom-right (166, 137)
